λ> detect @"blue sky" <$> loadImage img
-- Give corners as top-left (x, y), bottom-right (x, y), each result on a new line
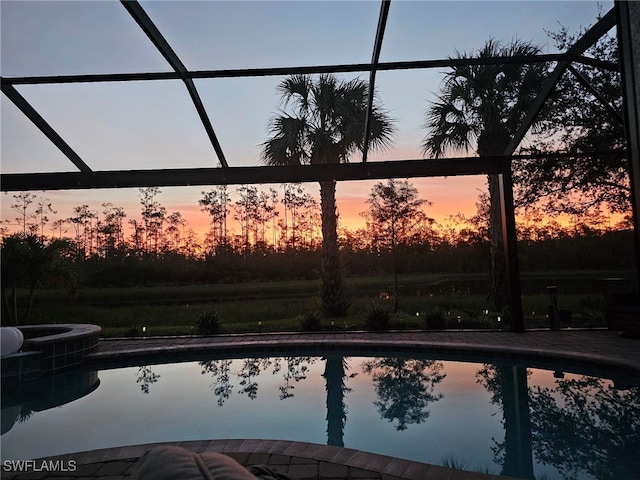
top-left (1, 0), bottom-right (613, 233)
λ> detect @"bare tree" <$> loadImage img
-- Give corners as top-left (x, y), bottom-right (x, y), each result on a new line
top-left (200, 185), bottom-right (230, 251)
top-left (139, 187), bottom-right (166, 255)
top-left (34, 198), bottom-right (56, 237)
top-left (69, 205), bottom-right (93, 258)
top-left (11, 192), bottom-right (37, 235)
top-left (364, 179), bottom-right (430, 311)
top-left (233, 185), bottom-right (260, 254)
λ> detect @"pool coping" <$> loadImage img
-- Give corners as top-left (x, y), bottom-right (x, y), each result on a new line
top-left (19, 324), bottom-right (102, 346)
top-left (85, 329), bottom-right (640, 381)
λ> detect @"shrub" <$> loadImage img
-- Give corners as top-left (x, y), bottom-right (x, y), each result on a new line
top-left (424, 307), bottom-right (446, 330)
top-left (125, 326), bottom-right (141, 337)
top-left (299, 311), bottom-right (322, 332)
top-left (196, 309), bottom-right (224, 335)
top-left (576, 296), bottom-right (603, 327)
top-left (365, 303), bottom-right (391, 331)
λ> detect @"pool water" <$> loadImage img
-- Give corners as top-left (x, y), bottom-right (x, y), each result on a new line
top-left (2, 355), bottom-right (639, 480)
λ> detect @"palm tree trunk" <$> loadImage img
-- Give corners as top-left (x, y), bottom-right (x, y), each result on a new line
top-left (488, 173), bottom-right (508, 313)
top-left (497, 365), bottom-right (534, 478)
top-left (479, 128), bottom-right (511, 314)
top-left (323, 355), bottom-right (347, 447)
top-left (319, 180), bottom-right (345, 317)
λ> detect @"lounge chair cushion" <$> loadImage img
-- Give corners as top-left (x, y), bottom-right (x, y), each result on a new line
top-left (133, 445), bottom-right (259, 480)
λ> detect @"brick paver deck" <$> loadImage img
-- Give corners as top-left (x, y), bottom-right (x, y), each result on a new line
top-left (87, 329), bottom-right (640, 378)
top-left (5, 329), bottom-right (639, 480)
top-left (3, 440), bottom-right (523, 480)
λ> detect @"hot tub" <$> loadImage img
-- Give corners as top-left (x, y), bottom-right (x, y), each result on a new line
top-left (2, 324), bottom-right (101, 385)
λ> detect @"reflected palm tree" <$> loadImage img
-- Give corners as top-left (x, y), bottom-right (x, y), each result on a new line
top-left (136, 366), bottom-right (160, 394)
top-left (322, 355), bottom-right (356, 446)
top-left (529, 376), bottom-right (640, 480)
top-left (362, 358), bottom-right (445, 431)
top-left (476, 365), bottom-right (534, 479)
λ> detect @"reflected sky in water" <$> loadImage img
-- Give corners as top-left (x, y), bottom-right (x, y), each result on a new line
top-left (2, 357), bottom-right (638, 480)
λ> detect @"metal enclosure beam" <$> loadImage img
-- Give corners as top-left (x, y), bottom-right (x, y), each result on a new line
top-left (121, 0), bottom-right (229, 168)
top-left (0, 80), bottom-right (94, 176)
top-left (615, 0), bottom-right (640, 287)
top-left (499, 164), bottom-right (524, 332)
top-left (4, 55), bottom-right (566, 87)
top-left (0, 157), bottom-right (505, 192)
top-left (567, 65), bottom-right (623, 124)
top-left (362, 0), bottom-right (391, 163)
top-left (574, 55), bottom-right (619, 71)
top-left (2, 151), bottom-right (621, 192)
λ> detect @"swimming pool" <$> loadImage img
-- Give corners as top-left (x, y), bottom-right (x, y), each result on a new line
top-left (2, 353), bottom-right (639, 480)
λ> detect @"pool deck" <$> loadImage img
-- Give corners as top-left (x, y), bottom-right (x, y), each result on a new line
top-left (86, 328), bottom-right (640, 379)
top-left (5, 328), bottom-right (639, 480)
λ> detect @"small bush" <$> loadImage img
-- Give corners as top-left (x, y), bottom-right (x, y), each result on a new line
top-left (196, 309), bottom-right (224, 335)
top-left (578, 296), bottom-right (604, 327)
top-left (299, 311), bottom-right (322, 332)
top-left (424, 307), bottom-right (446, 330)
top-left (365, 303), bottom-right (391, 331)
top-left (323, 298), bottom-right (350, 318)
top-left (125, 326), bottom-right (141, 337)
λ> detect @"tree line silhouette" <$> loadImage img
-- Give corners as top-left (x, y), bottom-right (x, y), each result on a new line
top-left (2, 184), bottom-right (633, 291)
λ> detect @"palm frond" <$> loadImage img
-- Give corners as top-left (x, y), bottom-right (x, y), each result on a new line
top-left (423, 37), bottom-right (552, 157)
top-left (422, 99), bottom-right (475, 157)
top-left (366, 105), bottom-right (397, 153)
top-left (260, 115), bottom-right (309, 166)
top-left (264, 73), bottom-right (395, 166)
top-left (278, 74), bottom-right (311, 114)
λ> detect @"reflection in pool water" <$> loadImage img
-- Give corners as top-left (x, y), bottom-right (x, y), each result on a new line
top-left (1, 356), bottom-right (638, 480)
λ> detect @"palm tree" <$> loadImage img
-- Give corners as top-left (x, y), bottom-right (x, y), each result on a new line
top-left (422, 39), bottom-right (549, 315)
top-left (262, 74), bottom-right (395, 316)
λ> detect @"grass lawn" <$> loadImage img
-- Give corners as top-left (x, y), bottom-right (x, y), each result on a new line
top-left (12, 270), bottom-right (625, 336)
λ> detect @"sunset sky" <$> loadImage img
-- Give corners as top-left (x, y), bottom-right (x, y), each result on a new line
top-left (1, 0), bottom-right (613, 237)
